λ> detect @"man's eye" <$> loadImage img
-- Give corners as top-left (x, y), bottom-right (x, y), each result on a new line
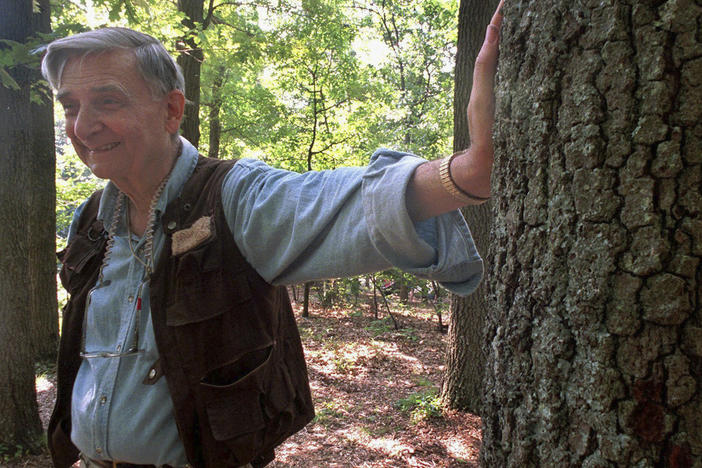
top-left (102, 98), bottom-right (120, 106)
top-left (62, 104), bottom-right (76, 115)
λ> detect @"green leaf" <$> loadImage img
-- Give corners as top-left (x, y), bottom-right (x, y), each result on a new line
top-left (108, 2), bottom-right (123, 21)
top-left (30, 81), bottom-right (53, 105)
top-left (0, 68), bottom-right (20, 91)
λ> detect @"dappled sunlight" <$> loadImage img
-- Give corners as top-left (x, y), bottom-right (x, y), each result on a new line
top-left (35, 370), bottom-right (58, 434)
top-left (36, 375), bottom-right (54, 393)
top-left (339, 426), bottom-right (415, 458)
top-left (268, 300), bottom-right (482, 466)
top-left (446, 434), bottom-right (480, 463)
top-left (301, 310), bottom-right (440, 391)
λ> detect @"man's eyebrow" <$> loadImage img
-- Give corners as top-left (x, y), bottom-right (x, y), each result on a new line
top-left (92, 84), bottom-right (131, 96)
top-left (56, 84), bottom-right (131, 101)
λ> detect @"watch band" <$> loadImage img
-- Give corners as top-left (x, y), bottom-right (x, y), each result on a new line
top-left (439, 152), bottom-right (490, 203)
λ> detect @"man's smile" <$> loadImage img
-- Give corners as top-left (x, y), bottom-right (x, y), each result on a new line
top-left (86, 142), bottom-right (120, 154)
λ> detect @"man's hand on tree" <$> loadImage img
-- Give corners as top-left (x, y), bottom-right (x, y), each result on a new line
top-left (406, 1), bottom-right (503, 222)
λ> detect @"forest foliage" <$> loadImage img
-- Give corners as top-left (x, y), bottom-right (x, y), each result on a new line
top-left (47, 0), bottom-right (460, 248)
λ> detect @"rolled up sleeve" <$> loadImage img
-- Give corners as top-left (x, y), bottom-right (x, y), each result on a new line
top-left (221, 148), bottom-right (483, 296)
top-left (362, 149), bottom-right (483, 296)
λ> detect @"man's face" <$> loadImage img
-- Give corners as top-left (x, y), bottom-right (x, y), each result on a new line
top-left (57, 50), bottom-right (176, 183)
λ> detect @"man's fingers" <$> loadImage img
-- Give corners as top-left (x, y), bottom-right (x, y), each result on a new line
top-left (491, 0), bottom-right (504, 28)
top-left (473, 0), bottom-right (503, 87)
top-left (473, 1), bottom-right (502, 88)
top-left (472, 24), bottom-right (499, 94)
top-left (468, 1), bottom-right (503, 148)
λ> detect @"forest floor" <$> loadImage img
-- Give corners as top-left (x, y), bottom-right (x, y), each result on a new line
top-left (6, 294), bottom-right (481, 468)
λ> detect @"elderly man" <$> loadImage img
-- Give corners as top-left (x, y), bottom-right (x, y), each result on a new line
top-left (43, 4), bottom-right (503, 468)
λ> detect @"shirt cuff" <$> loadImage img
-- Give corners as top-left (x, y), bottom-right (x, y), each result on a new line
top-left (362, 149), bottom-right (484, 296)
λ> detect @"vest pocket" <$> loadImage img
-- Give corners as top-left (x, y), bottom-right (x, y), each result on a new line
top-left (166, 268), bottom-right (252, 326)
top-left (199, 345), bottom-right (297, 465)
top-left (166, 231), bottom-right (252, 326)
top-left (201, 345), bottom-right (272, 387)
top-left (204, 388), bottom-right (266, 464)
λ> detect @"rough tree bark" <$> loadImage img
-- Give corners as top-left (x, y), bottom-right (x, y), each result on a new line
top-left (28, 0), bottom-right (58, 361)
top-left (440, 0), bottom-right (498, 415)
top-left (482, 0), bottom-right (701, 466)
top-left (0, 0), bottom-right (47, 450)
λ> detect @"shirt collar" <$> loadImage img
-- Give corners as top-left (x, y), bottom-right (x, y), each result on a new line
top-left (96, 136), bottom-right (200, 234)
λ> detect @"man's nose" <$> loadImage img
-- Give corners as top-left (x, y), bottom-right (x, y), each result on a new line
top-left (70, 106), bottom-right (103, 143)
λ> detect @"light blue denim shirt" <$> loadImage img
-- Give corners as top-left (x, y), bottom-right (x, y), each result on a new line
top-left (68, 137), bottom-right (483, 465)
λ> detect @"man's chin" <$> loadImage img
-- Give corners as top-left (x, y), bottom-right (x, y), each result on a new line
top-left (80, 152), bottom-right (120, 180)
top-left (86, 162), bottom-right (117, 181)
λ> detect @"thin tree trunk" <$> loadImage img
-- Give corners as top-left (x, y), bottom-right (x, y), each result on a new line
top-left (369, 275), bottom-right (400, 330)
top-left (398, 283), bottom-right (409, 303)
top-left (177, 0), bottom-right (204, 147)
top-left (302, 281), bottom-right (312, 318)
top-left (207, 66), bottom-right (224, 159)
top-left (441, 0), bottom-right (497, 415)
top-left (483, 1), bottom-right (702, 465)
top-left (371, 275), bottom-right (379, 320)
top-left (0, 0), bottom-right (45, 450)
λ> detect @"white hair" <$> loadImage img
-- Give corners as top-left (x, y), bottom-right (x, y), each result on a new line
top-left (41, 27), bottom-right (185, 98)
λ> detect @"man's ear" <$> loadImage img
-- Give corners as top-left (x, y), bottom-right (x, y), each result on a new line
top-left (165, 90), bottom-right (185, 134)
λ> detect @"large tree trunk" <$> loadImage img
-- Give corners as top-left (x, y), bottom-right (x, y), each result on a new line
top-left (441, 0), bottom-right (497, 415)
top-left (28, 0), bottom-right (58, 361)
top-left (482, 0), bottom-right (701, 466)
top-left (177, 0), bottom-right (204, 147)
top-left (0, 0), bottom-right (46, 450)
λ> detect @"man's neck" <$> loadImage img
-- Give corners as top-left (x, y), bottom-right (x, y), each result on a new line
top-left (116, 139), bottom-right (181, 235)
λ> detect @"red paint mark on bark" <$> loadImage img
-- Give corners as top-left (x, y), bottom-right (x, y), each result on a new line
top-left (633, 378), bottom-right (664, 403)
top-left (631, 401), bottom-right (665, 443)
top-left (667, 443), bottom-right (692, 468)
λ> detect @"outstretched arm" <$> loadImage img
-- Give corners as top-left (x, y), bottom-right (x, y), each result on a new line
top-left (407, 1), bottom-right (503, 222)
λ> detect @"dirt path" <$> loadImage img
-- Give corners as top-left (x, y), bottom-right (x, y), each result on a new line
top-left (7, 298), bottom-right (481, 467)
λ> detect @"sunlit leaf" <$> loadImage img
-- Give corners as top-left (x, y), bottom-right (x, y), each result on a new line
top-left (0, 68), bottom-right (20, 91)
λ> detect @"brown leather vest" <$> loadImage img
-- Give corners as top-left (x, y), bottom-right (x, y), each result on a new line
top-left (50, 156), bottom-right (315, 468)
